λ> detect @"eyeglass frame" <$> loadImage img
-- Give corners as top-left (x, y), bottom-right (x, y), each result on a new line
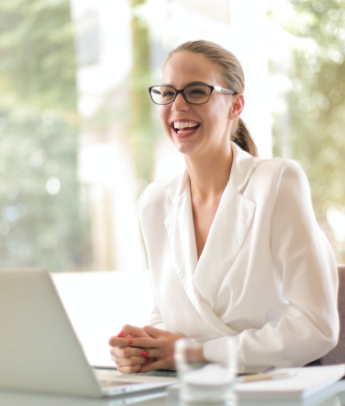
top-left (147, 83), bottom-right (237, 105)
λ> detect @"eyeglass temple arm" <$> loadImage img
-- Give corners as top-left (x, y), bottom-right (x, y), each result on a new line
top-left (214, 86), bottom-right (236, 95)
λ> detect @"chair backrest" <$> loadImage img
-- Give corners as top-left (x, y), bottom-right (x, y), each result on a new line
top-left (321, 265), bottom-right (345, 365)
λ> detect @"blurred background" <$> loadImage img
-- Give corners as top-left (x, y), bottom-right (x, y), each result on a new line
top-left (0, 0), bottom-right (344, 272)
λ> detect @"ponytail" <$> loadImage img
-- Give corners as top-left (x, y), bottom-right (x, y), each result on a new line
top-left (231, 118), bottom-right (258, 157)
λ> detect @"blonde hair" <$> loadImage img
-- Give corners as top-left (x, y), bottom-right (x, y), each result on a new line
top-left (165, 40), bottom-right (258, 157)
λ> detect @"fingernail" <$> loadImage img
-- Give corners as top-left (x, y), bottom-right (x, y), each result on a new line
top-left (128, 339), bottom-right (133, 345)
top-left (135, 369), bottom-right (141, 373)
top-left (141, 351), bottom-right (149, 357)
top-left (144, 357), bottom-right (150, 363)
top-left (117, 331), bottom-right (124, 337)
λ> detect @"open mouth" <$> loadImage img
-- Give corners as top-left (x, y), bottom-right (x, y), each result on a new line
top-left (172, 121), bottom-right (201, 135)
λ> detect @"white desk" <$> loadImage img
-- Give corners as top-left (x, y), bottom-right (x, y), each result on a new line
top-left (4, 272), bottom-right (343, 405)
top-left (0, 387), bottom-right (166, 406)
top-left (1, 380), bottom-right (345, 406)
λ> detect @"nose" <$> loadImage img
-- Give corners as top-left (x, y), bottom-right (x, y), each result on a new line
top-left (171, 92), bottom-right (190, 112)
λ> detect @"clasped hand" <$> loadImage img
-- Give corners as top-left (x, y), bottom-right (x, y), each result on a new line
top-left (109, 325), bottom-right (184, 374)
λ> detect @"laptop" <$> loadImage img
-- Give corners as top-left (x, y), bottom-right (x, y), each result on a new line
top-left (0, 269), bottom-right (177, 397)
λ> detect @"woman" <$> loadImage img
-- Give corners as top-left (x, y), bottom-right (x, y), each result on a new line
top-left (109, 40), bottom-right (339, 373)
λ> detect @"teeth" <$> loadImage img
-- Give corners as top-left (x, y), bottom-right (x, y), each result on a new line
top-left (173, 121), bottom-right (199, 129)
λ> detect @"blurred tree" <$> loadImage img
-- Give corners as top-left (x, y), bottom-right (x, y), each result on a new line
top-left (0, 0), bottom-right (91, 271)
top-left (0, 0), bottom-right (77, 112)
top-left (130, 0), bottom-right (156, 195)
top-left (269, 0), bottom-right (345, 262)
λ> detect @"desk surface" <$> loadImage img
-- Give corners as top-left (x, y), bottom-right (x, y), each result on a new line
top-left (1, 380), bottom-right (345, 406)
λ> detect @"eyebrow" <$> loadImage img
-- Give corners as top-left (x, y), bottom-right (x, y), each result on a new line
top-left (161, 81), bottom-right (209, 87)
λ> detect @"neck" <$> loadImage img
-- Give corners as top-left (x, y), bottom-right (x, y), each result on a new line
top-left (185, 143), bottom-right (233, 202)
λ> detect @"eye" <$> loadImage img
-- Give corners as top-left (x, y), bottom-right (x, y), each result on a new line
top-left (162, 90), bottom-right (174, 98)
top-left (185, 86), bottom-right (210, 100)
top-left (189, 87), bottom-right (207, 95)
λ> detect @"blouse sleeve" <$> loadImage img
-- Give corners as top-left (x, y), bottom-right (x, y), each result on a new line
top-left (148, 284), bottom-right (166, 330)
top-left (137, 188), bottom-right (166, 331)
top-left (204, 160), bottom-right (339, 367)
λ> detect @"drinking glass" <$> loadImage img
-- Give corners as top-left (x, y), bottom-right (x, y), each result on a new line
top-left (174, 337), bottom-right (237, 405)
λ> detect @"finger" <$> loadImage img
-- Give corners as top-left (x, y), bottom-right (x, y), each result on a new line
top-left (140, 359), bottom-right (167, 373)
top-left (135, 349), bottom-right (161, 359)
top-left (128, 337), bottom-right (161, 349)
top-left (110, 346), bottom-right (149, 358)
top-left (117, 364), bottom-right (142, 374)
top-left (112, 346), bottom-right (160, 360)
top-left (116, 325), bottom-right (151, 339)
top-left (143, 325), bottom-right (164, 338)
top-left (114, 356), bottom-right (148, 366)
top-left (109, 336), bottom-right (137, 347)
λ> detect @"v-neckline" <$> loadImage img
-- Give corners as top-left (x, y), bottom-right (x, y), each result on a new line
top-left (191, 192), bottom-right (224, 261)
top-left (188, 175), bottom-right (230, 265)
top-left (162, 142), bottom-right (257, 310)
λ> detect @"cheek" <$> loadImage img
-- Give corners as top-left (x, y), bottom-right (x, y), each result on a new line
top-left (158, 107), bottom-right (171, 133)
top-left (204, 104), bottom-right (229, 130)
top-left (158, 106), bottom-right (167, 124)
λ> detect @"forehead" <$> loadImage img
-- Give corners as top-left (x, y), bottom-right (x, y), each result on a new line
top-left (162, 51), bottom-right (223, 87)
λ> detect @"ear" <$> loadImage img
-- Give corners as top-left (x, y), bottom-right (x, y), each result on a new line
top-left (228, 94), bottom-right (244, 120)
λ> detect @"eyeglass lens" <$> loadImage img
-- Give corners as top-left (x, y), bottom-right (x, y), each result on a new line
top-left (150, 85), bottom-right (212, 105)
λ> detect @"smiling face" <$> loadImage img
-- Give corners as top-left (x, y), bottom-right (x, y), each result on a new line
top-left (159, 51), bottom-right (240, 159)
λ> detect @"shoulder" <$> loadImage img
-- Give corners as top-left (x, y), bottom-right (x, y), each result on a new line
top-left (252, 157), bottom-right (308, 189)
top-left (230, 143), bottom-right (307, 194)
top-left (137, 180), bottom-right (167, 221)
top-left (137, 171), bottom-right (184, 220)
top-left (243, 157), bottom-right (311, 209)
top-left (138, 179), bottom-right (167, 208)
top-left (255, 156), bottom-right (301, 173)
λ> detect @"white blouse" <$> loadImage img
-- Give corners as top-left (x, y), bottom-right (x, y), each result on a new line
top-left (138, 142), bottom-right (339, 367)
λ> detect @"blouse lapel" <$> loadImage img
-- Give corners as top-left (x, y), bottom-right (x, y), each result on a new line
top-left (163, 143), bottom-right (257, 336)
top-left (164, 171), bottom-right (198, 301)
top-left (164, 173), bottom-right (235, 335)
top-left (192, 185), bottom-right (256, 309)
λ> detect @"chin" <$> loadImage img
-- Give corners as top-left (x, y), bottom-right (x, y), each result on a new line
top-left (173, 142), bottom-right (200, 156)
top-left (167, 131), bottom-right (202, 156)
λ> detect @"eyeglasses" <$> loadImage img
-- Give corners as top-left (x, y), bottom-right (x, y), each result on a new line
top-left (148, 84), bottom-right (236, 105)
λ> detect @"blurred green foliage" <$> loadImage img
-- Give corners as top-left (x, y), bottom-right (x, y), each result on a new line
top-left (0, 0), bottom-right (77, 112)
top-left (270, 0), bottom-right (345, 262)
top-left (0, 0), bottom-right (91, 271)
top-left (130, 0), bottom-right (156, 195)
top-left (85, 0), bottom-right (156, 197)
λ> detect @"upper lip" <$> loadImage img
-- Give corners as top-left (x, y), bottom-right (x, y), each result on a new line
top-left (170, 119), bottom-right (201, 129)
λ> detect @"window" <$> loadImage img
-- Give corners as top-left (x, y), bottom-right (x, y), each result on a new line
top-left (1, 0), bottom-right (343, 272)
